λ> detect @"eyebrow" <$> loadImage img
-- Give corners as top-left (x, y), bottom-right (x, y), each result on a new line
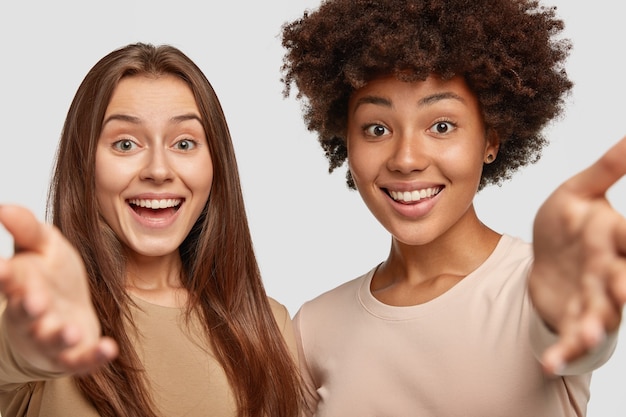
top-left (102, 113), bottom-right (202, 126)
top-left (352, 96), bottom-right (392, 114)
top-left (352, 91), bottom-right (466, 114)
top-left (418, 92), bottom-right (466, 106)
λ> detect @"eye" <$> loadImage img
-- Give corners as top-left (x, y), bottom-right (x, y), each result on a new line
top-left (113, 139), bottom-right (137, 152)
top-left (364, 124), bottom-right (390, 137)
top-left (429, 121), bottom-right (456, 135)
top-left (174, 138), bottom-right (198, 151)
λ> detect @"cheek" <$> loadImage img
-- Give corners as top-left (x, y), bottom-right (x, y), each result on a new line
top-left (346, 154), bottom-right (366, 192)
top-left (181, 158), bottom-right (214, 198)
top-left (94, 179), bottom-right (120, 228)
top-left (438, 143), bottom-right (485, 179)
top-left (195, 174), bottom-right (213, 201)
top-left (346, 139), bottom-right (373, 183)
top-left (94, 153), bottom-right (131, 207)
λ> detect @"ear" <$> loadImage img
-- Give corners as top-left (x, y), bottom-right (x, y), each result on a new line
top-left (484, 128), bottom-right (500, 164)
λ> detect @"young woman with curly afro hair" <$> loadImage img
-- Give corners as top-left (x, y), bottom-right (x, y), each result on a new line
top-left (280, 0), bottom-right (626, 415)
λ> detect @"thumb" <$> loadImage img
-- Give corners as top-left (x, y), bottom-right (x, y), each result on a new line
top-left (0, 205), bottom-right (47, 254)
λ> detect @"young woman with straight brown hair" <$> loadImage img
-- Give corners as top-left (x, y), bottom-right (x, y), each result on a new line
top-left (0, 42), bottom-right (302, 417)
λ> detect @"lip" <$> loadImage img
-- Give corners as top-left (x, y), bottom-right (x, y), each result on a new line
top-left (127, 197), bottom-right (183, 209)
top-left (126, 194), bottom-right (185, 228)
top-left (381, 184), bottom-right (444, 218)
top-left (388, 186), bottom-right (442, 203)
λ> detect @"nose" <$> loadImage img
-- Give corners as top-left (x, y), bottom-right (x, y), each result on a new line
top-left (139, 146), bottom-right (174, 183)
top-left (386, 131), bottom-right (431, 174)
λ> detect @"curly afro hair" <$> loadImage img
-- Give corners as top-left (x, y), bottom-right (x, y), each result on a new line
top-left (280, 0), bottom-right (573, 190)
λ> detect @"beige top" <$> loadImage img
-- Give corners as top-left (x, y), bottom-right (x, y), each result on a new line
top-left (0, 296), bottom-right (297, 417)
top-left (295, 235), bottom-right (617, 417)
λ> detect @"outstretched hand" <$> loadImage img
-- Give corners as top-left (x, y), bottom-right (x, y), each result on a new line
top-left (529, 136), bottom-right (626, 374)
top-left (0, 205), bottom-right (118, 375)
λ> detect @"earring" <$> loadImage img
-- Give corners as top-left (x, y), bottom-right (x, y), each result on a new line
top-left (485, 154), bottom-right (494, 163)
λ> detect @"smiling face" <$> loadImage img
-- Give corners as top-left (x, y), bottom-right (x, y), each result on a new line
top-left (347, 75), bottom-right (499, 246)
top-left (95, 74), bottom-right (213, 259)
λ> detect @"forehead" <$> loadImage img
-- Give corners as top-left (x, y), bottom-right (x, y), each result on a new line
top-left (351, 74), bottom-right (474, 100)
top-left (105, 74), bottom-right (198, 115)
top-left (348, 74), bottom-right (480, 116)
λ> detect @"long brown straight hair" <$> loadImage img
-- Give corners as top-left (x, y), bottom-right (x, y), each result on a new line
top-left (47, 42), bottom-right (301, 417)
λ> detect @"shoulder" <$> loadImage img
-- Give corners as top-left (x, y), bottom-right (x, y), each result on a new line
top-left (296, 269), bottom-right (372, 320)
top-left (266, 297), bottom-right (300, 362)
top-left (501, 234), bottom-right (532, 258)
top-left (309, 273), bottom-right (367, 302)
top-left (267, 297), bottom-right (291, 328)
top-left (493, 234), bottom-right (533, 273)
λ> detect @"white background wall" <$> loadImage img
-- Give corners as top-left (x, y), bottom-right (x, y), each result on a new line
top-left (0, 1), bottom-right (624, 415)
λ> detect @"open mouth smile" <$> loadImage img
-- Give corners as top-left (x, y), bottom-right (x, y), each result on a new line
top-left (128, 198), bottom-right (182, 210)
top-left (127, 199), bottom-right (183, 220)
top-left (387, 187), bottom-right (442, 203)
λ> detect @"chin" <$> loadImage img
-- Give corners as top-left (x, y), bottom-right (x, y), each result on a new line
top-left (389, 228), bottom-right (441, 247)
top-left (127, 240), bottom-right (183, 258)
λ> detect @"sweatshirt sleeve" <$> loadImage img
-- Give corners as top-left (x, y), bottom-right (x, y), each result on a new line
top-left (528, 303), bottom-right (618, 375)
top-left (293, 305), bottom-right (321, 417)
top-left (0, 299), bottom-right (64, 391)
top-left (267, 297), bottom-right (299, 364)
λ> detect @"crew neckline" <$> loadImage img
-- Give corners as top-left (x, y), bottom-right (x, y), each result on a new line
top-left (358, 234), bottom-right (516, 320)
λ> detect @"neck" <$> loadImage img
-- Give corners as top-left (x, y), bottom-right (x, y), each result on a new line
top-left (371, 211), bottom-right (501, 306)
top-left (125, 252), bottom-right (188, 307)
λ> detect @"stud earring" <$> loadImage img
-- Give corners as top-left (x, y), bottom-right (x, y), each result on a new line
top-left (485, 154), bottom-right (494, 163)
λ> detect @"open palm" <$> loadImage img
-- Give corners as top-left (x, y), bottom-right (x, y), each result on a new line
top-left (529, 136), bottom-right (626, 374)
top-left (0, 205), bottom-right (117, 375)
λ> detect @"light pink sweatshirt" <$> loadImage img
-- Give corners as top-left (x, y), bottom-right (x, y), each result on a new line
top-left (294, 235), bottom-right (617, 417)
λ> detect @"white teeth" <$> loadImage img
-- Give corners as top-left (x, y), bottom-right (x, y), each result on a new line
top-left (390, 187), bottom-right (440, 202)
top-left (128, 198), bottom-right (182, 209)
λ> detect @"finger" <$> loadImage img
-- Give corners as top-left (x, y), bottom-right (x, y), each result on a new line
top-left (1, 255), bottom-right (50, 319)
top-left (540, 296), bottom-right (582, 374)
top-left (0, 205), bottom-right (47, 255)
top-left (596, 217), bottom-right (626, 310)
top-left (28, 319), bottom-right (74, 356)
top-left (607, 258), bottom-right (626, 306)
top-left (0, 256), bottom-right (11, 289)
top-left (541, 315), bottom-right (604, 375)
top-left (541, 272), bottom-right (611, 374)
top-left (30, 321), bottom-right (104, 364)
top-left (542, 327), bottom-right (584, 375)
top-left (4, 286), bottom-right (49, 326)
top-left (617, 217), bottom-right (626, 256)
top-left (57, 337), bottom-right (119, 375)
top-left (566, 135), bottom-right (626, 197)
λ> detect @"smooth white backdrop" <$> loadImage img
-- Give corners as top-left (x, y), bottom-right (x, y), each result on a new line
top-left (0, 1), bottom-right (624, 415)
